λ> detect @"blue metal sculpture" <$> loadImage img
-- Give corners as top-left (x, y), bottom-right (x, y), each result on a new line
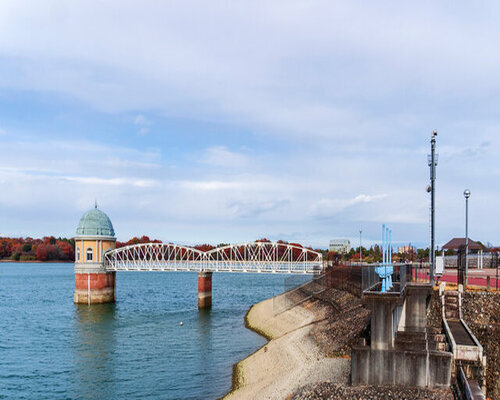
top-left (375, 224), bottom-right (393, 292)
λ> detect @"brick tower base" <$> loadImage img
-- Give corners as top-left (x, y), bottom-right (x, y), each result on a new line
top-left (74, 272), bottom-right (116, 304)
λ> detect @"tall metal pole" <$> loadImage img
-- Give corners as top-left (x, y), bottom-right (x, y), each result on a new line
top-left (429, 131), bottom-right (437, 286)
top-left (464, 189), bottom-right (471, 286)
top-left (389, 230), bottom-right (392, 264)
top-left (382, 224), bottom-right (386, 265)
top-left (359, 229), bottom-right (362, 262)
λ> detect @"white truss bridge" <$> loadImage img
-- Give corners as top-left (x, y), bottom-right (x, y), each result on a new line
top-left (104, 241), bottom-right (323, 274)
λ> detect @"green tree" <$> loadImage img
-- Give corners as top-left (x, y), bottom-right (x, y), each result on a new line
top-left (416, 247), bottom-right (429, 260)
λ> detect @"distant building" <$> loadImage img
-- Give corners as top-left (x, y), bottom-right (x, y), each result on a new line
top-left (442, 238), bottom-right (484, 252)
top-left (441, 237), bottom-right (488, 269)
top-left (329, 239), bottom-right (351, 254)
top-left (397, 245), bottom-right (415, 254)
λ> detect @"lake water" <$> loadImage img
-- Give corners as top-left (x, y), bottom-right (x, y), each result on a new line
top-left (0, 263), bottom-right (295, 399)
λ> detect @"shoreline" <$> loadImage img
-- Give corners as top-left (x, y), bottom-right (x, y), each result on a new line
top-left (222, 291), bottom-right (350, 400)
top-left (224, 286), bottom-right (458, 400)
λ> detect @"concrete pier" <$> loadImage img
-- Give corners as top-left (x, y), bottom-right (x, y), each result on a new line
top-left (198, 271), bottom-right (212, 309)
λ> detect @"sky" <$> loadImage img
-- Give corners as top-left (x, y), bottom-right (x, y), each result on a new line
top-left (0, 1), bottom-right (499, 249)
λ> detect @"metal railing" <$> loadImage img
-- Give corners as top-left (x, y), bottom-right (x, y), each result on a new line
top-left (324, 262), bottom-right (431, 297)
top-left (272, 273), bottom-right (326, 315)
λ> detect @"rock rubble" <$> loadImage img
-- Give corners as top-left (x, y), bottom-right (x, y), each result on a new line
top-left (291, 382), bottom-right (453, 400)
top-left (462, 290), bottom-right (500, 399)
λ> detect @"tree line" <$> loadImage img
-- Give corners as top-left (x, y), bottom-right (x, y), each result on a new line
top-left (323, 245), bottom-right (432, 263)
top-left (0, 237), bottom-right (75, 262)
top-left (1, 235), bottom-right (435, 263)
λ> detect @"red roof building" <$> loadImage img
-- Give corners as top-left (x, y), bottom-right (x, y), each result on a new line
top-left (442, 238), bottom-right (484, 251)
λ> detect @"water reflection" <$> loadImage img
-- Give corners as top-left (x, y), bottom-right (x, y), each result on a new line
top-left (197, 308), bottom-right (212, 351)
top-left (195, 309), bottom-right (213, 398)
top-left (72, 304), bottom-right (117, 400)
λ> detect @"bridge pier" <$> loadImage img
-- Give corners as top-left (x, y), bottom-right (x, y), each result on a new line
top-left (198, 271), bottom-right (212, 309)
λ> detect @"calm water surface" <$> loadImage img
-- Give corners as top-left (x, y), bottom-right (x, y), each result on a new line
top-left (0, 263), bottom-right (293, 399)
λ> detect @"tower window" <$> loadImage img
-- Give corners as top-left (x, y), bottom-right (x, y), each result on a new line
top-left (86, 248), bottom-right (93, 262)
top-left (76, 248), bottom-right (80, 261)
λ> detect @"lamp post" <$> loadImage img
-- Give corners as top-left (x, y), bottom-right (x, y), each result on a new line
top-left (464, 189), bottom-right (471, 287)
top-left (359, 229), bottom-right (362, 262)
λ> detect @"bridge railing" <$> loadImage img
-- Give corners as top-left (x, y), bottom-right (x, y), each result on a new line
top-left (104, 241), bottom-right (323, 274)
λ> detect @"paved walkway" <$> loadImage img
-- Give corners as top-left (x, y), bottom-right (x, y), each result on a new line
top-left (439, 268), bottom-right (499, 289)
top-left (411, 268), bottom-right (499, 289)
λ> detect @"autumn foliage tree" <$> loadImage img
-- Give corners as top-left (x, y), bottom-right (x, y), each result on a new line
top-left (0, 236), bottom-right (75, 262)
top-left (116, 236), bottom-right (162, 248)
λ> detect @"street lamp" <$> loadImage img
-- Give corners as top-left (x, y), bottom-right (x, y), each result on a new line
top-left (359, 230), bottom-right (362, 262)
top-left (464, 189), bottom-right (471, 286)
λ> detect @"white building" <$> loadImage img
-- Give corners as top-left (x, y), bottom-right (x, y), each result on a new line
top-left (329, 239), bottom-right (351, 254)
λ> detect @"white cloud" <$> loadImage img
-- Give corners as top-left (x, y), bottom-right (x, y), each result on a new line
top-left (228, 198), bottom-right (290, 218)
top-left (0, 2), bottom-right (499, 144)
top-left (63, 175), bottom-right (158, 188)
top-left (310, 194), bottom-right (388, 217)
top-left (201, 146), bottom-right (249, 168)
top-left (440, 141), bottom-right (492, 160)
top-left (134, 114), bottom-right (152, 135)
top-left (179, 180), bottom-right (247, 191)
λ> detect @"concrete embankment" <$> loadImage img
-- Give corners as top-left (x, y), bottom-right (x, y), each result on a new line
top-left (223, 292), bottom-right (350, 400)
top-left (224, 285), bottom-right (457, 400)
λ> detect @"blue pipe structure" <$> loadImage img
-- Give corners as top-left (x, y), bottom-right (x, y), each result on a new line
top-left (384, 227), bottom-right (387, 290)
top-left (388, 229), bottom-right (393, 288)
top-left (377, 224), bottom-right (394, 293)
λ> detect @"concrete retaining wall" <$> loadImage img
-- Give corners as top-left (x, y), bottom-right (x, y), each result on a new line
top-left (352, 346), bottom-right (452, 387)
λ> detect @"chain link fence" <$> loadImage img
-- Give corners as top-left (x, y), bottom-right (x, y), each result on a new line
top-left (272, 273), bottom-right (326, 315)
top-left (271, 262), bottom-right (435, 315)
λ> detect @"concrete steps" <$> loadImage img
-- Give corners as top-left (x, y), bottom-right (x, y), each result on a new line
top-left (428, 333), bottom-right (449, 352)
top-left (394, 330), bottom-right (449, 352)
top-left (439, 284), bottom-right (486, 398)
top-left (444, 291), bottom-right (460, 319)
top-left (394, 330), bottom-right (427, 351)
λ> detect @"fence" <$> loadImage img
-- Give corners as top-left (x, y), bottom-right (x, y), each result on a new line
top-left (272, 273), bottom-right (327, 315)
top-left (443, 252), bottom-right (499, 269)
top-left (270, 261), bottom-right (498, 316)
top-left (439, 270), bottom-right (500, 291)
top-left (324, 262), bottom-right (431, 297)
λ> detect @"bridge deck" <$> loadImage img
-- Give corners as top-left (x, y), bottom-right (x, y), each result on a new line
top-left (106, 265), bottom-right (318, 274)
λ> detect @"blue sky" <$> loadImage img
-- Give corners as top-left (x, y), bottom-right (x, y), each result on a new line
top-left (0, 1), bottom-right (499, 249)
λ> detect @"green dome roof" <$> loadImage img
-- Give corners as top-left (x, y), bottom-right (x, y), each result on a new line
top-left (76, 207), bottom-right (115, 237)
